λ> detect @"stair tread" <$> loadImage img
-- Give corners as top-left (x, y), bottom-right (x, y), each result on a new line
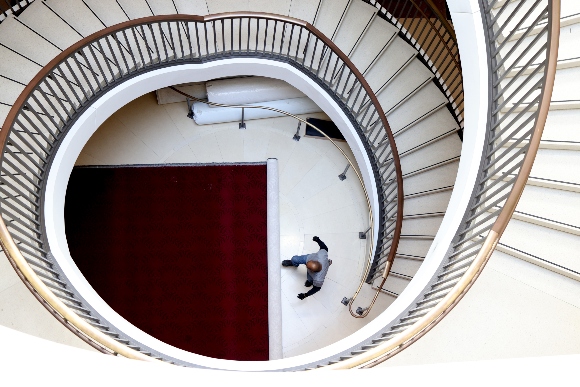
top-left (82, 0), bottom-right (129, 27)
top-left (349, 16), bottom-right (397, 72)
top-left (501, 218), bottom-right (580, 273)
top-left (313, 0), bottom-right (350, 38)
top-left (332, 0), bottom-right (376, 55)
top-left (44, 0), bottom-right (105, 37)
top-left (18, 1), bottom-right (83, 51)
top-left (515, 185), bottom-right (580, 230)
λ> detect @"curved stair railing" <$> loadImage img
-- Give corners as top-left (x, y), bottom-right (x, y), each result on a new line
top-left (312, 0), bottom-right (560, 369)
top-left (0, 13), bottom-right (403, 364)
top-left (367, 0), bottom-right (464, 131)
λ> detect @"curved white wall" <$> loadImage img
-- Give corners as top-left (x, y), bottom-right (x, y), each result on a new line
top-left (44, 59), bottom-right (381, 371)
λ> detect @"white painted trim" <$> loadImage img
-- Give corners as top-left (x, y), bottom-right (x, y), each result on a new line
top-left (44, 59), bottom-right (381, 371)
top-left (267, 158), bottom-right (283, 360)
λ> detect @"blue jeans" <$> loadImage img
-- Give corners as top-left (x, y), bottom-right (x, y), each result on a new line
top-left (291, 254), bottom-right (313, 282)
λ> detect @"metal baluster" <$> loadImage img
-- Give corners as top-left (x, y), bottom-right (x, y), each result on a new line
top-left (137, 25), bottom-right (155, 65)
top-left (338, 164), bottom-right (350, 181)
top-left (293, 121), bottom-right (301, 142)
top-left (112, 32), bottom-right (130, 74)
top-left (156, 23), bottom-right (170, 61)
top-left (146, 24), bottom-right (162, 63)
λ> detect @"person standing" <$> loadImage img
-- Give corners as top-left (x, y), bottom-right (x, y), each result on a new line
top-left (282, 236), bottom-right (332, 300)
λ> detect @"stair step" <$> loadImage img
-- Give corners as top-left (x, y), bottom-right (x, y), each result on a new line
top-left (500, 218), bottom-right (580, 274)
top-left (401, 215), bottom-right (444, 236)
top-left (378, 61), bottom-right (433, 114)
top-left (503, 139), bottom-right (580, 152)
top-left (44, 0), bottom-right (105, 37)
top-left (332, 0), bottom-right (377, 55)
top-left (172, 0), bottom-right (209, 16)
top-left (403, 165), bottom-right (458, 198)
top-left (494, 244), bottom-right (580, 281)
top-left (491, 174), bottom-right (580, 194)
top-left (0, 15), bottom-right (61, 69)
top-left (82, 0), bottom-right (129, 27)
top-left (313, 0), bottom-right (350, 39)
top-left (349, 17), bottom-right (397, 73)
top-left (116, 0), bottom-right (153, 19)
top-left (502, 100), bottom-right (580, 114)
top-left (405, 186), bottom-right (454, 200)
top-left (395, 253), bottom-right (425, 261)
top-left (506, 57), bottom-right (580, 78)
top-left (540, 109), bottom-right (580, 143)
top-left (0, 42), bottom-right (44, 85)
top-left (515, 184), bottom-right (580, 229)
top-left (364, 37), bottom-right (417, 96)
top-left (509, 13), bottom-right (580, 42)
top-left (403, 190), bottom-right (453, 217)
top-left (17, 1), bottom-right (83, 51)
top-left (144, 0), bottom-right (178, 16)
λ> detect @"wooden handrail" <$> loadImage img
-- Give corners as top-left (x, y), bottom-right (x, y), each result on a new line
top-left (0, 11), bottom-right (403, 361)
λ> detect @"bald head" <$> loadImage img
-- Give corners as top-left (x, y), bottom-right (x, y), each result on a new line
top-left (306, 260), bottom-right (322, 272)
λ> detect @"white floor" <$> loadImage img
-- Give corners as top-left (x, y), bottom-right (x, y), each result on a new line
top-left (75, 91), bottom-right (395, 358)
top-left (379, 250), bottom-right (580, 367)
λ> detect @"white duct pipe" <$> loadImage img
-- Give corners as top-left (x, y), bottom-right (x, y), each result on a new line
top-left (191, 97), bottom-right (322, 125)
top-left (206, 76), bottom-right (305, 106)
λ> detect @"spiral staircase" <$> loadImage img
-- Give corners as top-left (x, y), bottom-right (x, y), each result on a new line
top-left (0, 0), bottom-right (576, 375)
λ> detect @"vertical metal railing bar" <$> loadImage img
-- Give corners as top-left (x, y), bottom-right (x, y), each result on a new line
top-left (494, 41), bottom-right (547, 89)
top-left (491, 0), bottom-right (530, 40)
top-left (492, 93), bottom-right (541, 132)
top-left (493, 7), bottom-right (548, 66)
top-left (489, 111), bottom-right (536, 143)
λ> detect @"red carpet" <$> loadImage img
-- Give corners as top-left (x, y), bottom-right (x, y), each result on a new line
top-left (65, 164), bottom-right (269, 361)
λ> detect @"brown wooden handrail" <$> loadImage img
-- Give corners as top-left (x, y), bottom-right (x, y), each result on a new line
top-left (0, 11), bottom-right (403, 361)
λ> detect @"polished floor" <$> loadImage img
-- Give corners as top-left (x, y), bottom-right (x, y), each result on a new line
top-left (75, 91), bottom-right (395, 358)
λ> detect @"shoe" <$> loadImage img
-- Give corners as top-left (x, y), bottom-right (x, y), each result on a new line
top-left (304, 280), bottom-right (313, 287)
top-left (282, 260), bottom-right (294, 267)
